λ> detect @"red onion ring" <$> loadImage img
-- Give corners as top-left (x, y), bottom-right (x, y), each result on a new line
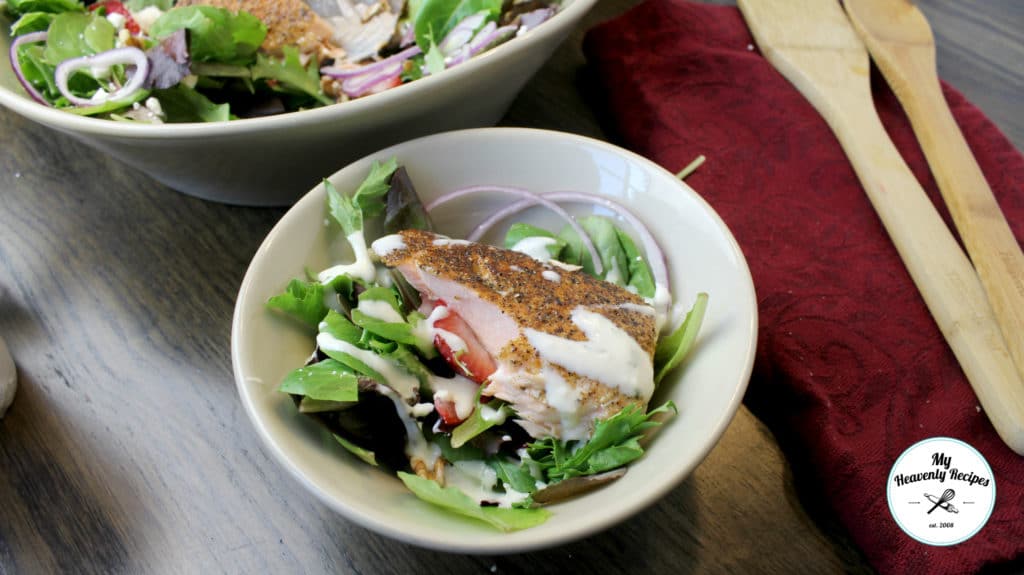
top-left (425, 186), bottom-right (603, 275)
top-left (9, 32), bottom-right (50, 105)
top-left (340, 61), bottom-right (404, 98)
top-left (465, 190), bottom-right (671, 324)
top-left (321, 45), bottom-right (421, 80)
top-left (438, 11), bottom-right (489, 55)
top-left (54, 46), bottom-right (149, 107)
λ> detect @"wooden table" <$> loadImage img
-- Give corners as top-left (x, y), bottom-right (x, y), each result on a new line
top-left (0, 1), bottom-right (1019, 573)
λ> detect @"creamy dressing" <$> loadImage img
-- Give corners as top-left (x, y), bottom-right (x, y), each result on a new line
top-left (369, 233), bottom-right (406, 257)
top-left (319, 231), bottom-right (376, 285)
top-left (430, 374), bottom-right (479, 420)
top-left (316, 330), bottom-right (420, 402)
top-left (432, 238), bottom-right (471, 247)
top-left (524, 307), bottom-right (654, 402)
top-left (616, 302), bottom-right (656, 316)
top-left (510, 236), bottom-right (557, 262)
top-left (479, 403), bottom-right (509, 424)
top-left (411, 403), bottom-right (435, 417)
top-left (445, 460), bottom-right (531, 508)
top-left (375, 384), bottom-right (440, 467)
top-left (548, 259), bottom-right (582, 272)
top-left (648, 283), bottom-right (672, 333)
top-left (541, 270), bottom-right (560, 283)
top-left (356, 298), bottom-right (404, 323)
top-left (411, 305), bottom-right (468, 355)
top-left (539, 365), bottom-right (589, 441)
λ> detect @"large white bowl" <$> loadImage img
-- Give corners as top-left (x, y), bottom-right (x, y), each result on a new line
top-left (231, 128), bottom-right (758, 553)
top-left (0, 2), bottom-right (595, 206)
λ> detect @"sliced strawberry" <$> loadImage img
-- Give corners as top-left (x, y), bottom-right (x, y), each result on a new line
top-left (433, 309), bottom-right (496, 385)
top-left (89, 1), bottom-right (141, 35)
top-left (434, 397), bottom-right (462, 427)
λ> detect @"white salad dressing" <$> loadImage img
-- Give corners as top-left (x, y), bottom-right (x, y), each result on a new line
top-left (411, 305), bottom-right (468, 356)
top-left (319, 231), bottom-right (376, 285)
top-left (539, 365), bottom-right (589, 441)
top-left (369, 233), bottom-right (406, 258)
top-left (541, 270), bottom-right (560, 283)
top-left (432, 238), bottom-right (471, 247)
top-left (510, 236), bottom-right (557, 262)
top-left (375, 384), bottom-right (440, 467)
top-left (524, 307), bottom-right (654, 402)
top-left (444, 460), bottom-right (531, 508)
top-left (355, 298), bottom-right (404, 323)
top-left (430, 373), bottom-right (479, 420)
top-left (316, 330), bottom-right (420, 402)
top-left (648, 282), bottom-right (672, 333)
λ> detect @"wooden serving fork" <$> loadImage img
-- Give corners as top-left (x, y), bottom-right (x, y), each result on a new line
top-left (736, 0), bottom-right (1024, 454)
top-left (843, 0), bottom-right (1024, 385)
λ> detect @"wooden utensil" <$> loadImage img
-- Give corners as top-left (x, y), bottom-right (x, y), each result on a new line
top-left (844, 0), bottom-right (1024, 387)
top-left (736, 0), bottom-right (1024, 454)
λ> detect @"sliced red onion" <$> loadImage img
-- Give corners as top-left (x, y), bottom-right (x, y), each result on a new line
top-left (466, 190), bottom-right (671, 327)
top-left (340, 60), bottom-right (403, 98)
top-left (54, 47), bottom-right (149, 107)
top-left (9, 32), bottom-right (49, 105)
top-left (468, 24), bottom-right (517, 55)
top-left (425, 186), bottom-right (603, 275)
top-left (321, 45), bottom-right (421, 79)
top-left (519, 8), bottom-right (555, 32)
top-left (438, 11), bottom-right (489, 55)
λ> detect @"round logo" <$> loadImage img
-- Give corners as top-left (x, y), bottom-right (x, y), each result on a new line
top-left (887, 437), bottom-right (996, 546)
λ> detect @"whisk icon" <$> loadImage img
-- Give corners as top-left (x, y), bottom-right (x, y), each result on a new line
top-left (924, 489), bottom-right (958, 514)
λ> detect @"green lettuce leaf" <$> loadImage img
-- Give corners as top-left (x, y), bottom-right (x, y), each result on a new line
top-left (398, 472), bottom-right (550, 531)
top-left (451, 399), bottom-right (511, 448)
top-left (123, 0), bottom-right (174, 11)
top-left (152, 83), bottom-right (230, 122)
top-left (527, 402), bottom-right (677, 481)
top-left (149, 5), bottom-right (266, 65)
top-left (503, 223), bottom-right (566, 258)
top-left (266, 279), bottom-right (329, 329)
top-left (251, 46), bottom-right (332, 106)
top-left (352, 157), bottom-right (399, 218)
top-left (654, 293), bottom-right (708, 383)
top-left (10, 12), bottom-right (54, 35)
top-left (5, 0), bottom-right (82, 17)
top-left (325, 179), bottom-right (362, 236)
top-left (615, 227), bottom-right (655, 298)
top-left (279, 359), bottom-right (360, 402)
top-left (334, 434), bottom-right (378, 466)
top-left (43, 12), bottom-right (102, 64)
top-left (413, 0), bottom-right (501, 51)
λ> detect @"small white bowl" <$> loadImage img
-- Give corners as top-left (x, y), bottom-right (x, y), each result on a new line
top-left (0, 2), bottom-right (595, 206)
top-left (231, 128), bottom-right (758, 553)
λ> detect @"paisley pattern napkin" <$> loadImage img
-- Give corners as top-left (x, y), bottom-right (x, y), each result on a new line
top-left (583, 1), bottom-right (1023, 573)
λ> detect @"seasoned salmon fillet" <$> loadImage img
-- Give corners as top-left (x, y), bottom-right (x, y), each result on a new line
top-left (371, 229), bottom-right (658, 441)
top-left (176, 0), bottom-right (343, 58)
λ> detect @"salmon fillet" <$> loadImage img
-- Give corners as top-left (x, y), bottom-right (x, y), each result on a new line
top-left (372, 229), bottom-right (658, 441)
top-left (176, 0), bottom-right (344, 58)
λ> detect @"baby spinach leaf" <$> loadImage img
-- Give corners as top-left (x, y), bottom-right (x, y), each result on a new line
top-left (150, 5), bottom-right (266, 65)
top-left (654, 292), bottom-right (708, 383)
top-left (153, 83), bottom-right (230, 122)
top-left (614, 227), bottom-right (655, 298)
top-left (266, 278), bottom-right (329, 329)
top-left (279, 359), bottom-right (359, 402)
top-left (398, 472), bottom-right (550, 531)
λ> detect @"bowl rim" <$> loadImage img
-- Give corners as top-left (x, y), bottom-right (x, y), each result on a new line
top-left (0, 0), bottom-right (597, 139)
top-left (230, 127), bottom-right (758, 554)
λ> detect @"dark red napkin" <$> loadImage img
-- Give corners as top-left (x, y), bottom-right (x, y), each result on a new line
top-left (584, 1), bottom-right (1023, 573)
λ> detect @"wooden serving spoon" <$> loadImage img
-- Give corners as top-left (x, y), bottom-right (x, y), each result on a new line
top-left (844, 0), bottom-right (1024, 386)
top-left (736, 0), bottom-right (1024, 454)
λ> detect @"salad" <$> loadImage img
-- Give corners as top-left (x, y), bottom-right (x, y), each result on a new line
top-left (4, 0), bottom-right (558, 121)
top-left (266, 159), bottom-right (708, 531)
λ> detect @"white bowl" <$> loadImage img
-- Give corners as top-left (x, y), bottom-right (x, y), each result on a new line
top-left (231, 128), bottom-right (758, 553)
top-left (0, 2), bottom-right (595, 206)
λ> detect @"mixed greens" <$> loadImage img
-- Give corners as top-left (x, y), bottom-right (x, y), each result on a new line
top-left (4, 0), bottom-right (559, 121)
top-left (266, 160), bottom-right (708, 530)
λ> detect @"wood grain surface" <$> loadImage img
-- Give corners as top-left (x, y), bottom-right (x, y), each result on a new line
top-left (0, 1), bottom-right (1020, 573)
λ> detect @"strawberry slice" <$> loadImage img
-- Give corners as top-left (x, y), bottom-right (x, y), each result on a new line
top-left (434, 397), bottom-right (462, 427)
top-left (433, 308), bottom-right (496, 385)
